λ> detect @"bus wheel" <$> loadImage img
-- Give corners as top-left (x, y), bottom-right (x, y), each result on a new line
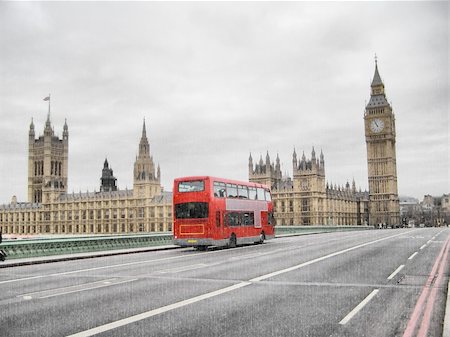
top-left (228, 234), bottom-right (237, 248)
top-left (196, 246), bottom-right (207, 251)
top-left (258, 232), bottom-right (265, 244)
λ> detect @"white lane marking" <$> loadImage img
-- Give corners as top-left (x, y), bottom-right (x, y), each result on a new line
top-left (0, 249), bottom-right (225, 285)
top-left (66, 230), bottom-right (416, 337)
top-left (408, 252), bottom-right (418, 260)
top-left (249, 230), bottom-right (413, 282)
top-left (0, 274), bottom-right (48, 285)
top-left (420, 244), bottom-right (427, 250)
top-left (387, 265), bottom-right (405, 280)
top-left (339, 289), bottom-right (379, 325)
top-left (39, 279), bottom-right (138, 299)
top-left (230, 251), bottom-right (274, 260)
top-left (157, 264), bottom-right (208, 274)
top-left (18, 278), bottom-right (138, 299)
top-left (19, 278), bottom-right (117, 297)
top-left (66, 281), bottom-right (251, 337)
top-left (427, 240), bottom-right (432, 244)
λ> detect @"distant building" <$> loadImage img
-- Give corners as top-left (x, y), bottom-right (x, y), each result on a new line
top-left (399, 196), bottom-right (421, 218)
top-left (0, 118), bottom-right (172, 235)
top-left (249, 149), bottom-right (369, 226)
top-left (100, 159), bottom-right (117, 192)
top-left (419, 194), bottom-right (449, 226)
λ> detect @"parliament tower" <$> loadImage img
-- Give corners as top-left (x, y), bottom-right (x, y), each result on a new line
top-left (28, 102), bottom-right (68, 204)
top-left (364, 59), bottom-right (400, 226)
top-left (133, 119), bottom-right (161, 198)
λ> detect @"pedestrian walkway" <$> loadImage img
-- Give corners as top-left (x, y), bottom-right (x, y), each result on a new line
top-left (0, 244), bottom-right (178, 268)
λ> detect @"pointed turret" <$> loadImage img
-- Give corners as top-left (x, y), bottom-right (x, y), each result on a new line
top-left (265, 151), bottom-right (270, 167)
top-left (367, 57), bottom-right (388, 108)
top-left (138, 119), bottom-right (150, 157)
top-left (63, 119), bottom-right (68, 140)
top-left (142, 118), bottom-right (147, 138)
top-left (311, 147), bottom-right (316, 161)
top-left (300, 151), bottom-right (306, 170)
top-left (44, 113), bottom-right (53, 137)
top-left (371, 57), bottom-right (383, 87)
top-left (292, 148), bottom-right (298, 171)
top-left (29, 118), bottom-right (35, 139)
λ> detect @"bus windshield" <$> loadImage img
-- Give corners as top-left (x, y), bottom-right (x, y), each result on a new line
top-left (175, 202), bottom-right (209, 219)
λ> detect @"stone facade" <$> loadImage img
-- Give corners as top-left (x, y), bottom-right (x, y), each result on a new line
top-left (364, 60), bottom-right (400, 226)
top-left (249, 150), bottom-right (369, 226)
top-left (0, 118), bottom-right (173, 235)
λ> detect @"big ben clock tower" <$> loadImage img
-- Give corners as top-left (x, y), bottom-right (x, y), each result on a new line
top-left (364, 59), bottom-right (400, 227)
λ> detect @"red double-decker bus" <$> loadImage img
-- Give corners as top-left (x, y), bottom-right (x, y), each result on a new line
top-left (173, 176), bottom-right (275, 249)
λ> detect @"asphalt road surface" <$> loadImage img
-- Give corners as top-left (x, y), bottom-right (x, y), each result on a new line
top-left (0, 228), bottom-right (448, 337)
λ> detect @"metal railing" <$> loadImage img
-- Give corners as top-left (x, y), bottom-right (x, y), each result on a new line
top-left (0, 225), bottom-right (371, 260)
top-left (1, 233), bottom-right (173, 259)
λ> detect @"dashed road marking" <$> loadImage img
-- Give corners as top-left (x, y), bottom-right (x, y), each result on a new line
top-left (388, 265), bottom-right (405, 280)
top-left (339, 289), bottom-right (379, 325)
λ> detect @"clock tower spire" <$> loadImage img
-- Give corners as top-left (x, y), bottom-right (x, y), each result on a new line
top-left (364, 58), bottom-right (400, 227)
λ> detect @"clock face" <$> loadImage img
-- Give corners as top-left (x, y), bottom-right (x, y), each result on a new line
top-left (370, 118), bottom-right (384, 133)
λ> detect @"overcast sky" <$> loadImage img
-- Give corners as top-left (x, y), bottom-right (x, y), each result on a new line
top-left (0, 1), bottom-right (448, 204)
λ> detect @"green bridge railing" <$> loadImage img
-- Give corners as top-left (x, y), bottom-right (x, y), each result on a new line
top-left (275, 225), bottom-right (371, 236)
top-left (1, 233), bottom-right (173, 260)
top-left (0, 225), bottom-right (371, 260)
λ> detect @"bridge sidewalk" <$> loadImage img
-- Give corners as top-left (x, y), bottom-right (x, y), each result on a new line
top-left (0, 244), bottom-right (178, 268)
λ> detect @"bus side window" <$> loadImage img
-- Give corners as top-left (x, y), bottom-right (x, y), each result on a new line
top-left (257, 188), bottom-right (265, 200)
top-left (265, 189), bottom-right (272, 201)
top-left (226, 184), bottom-right (238, 198)
top-left (226, 212), bottom-right (240, 226)
top-left (249, 187), bottom-right (257, 200)
top-left (214, 182), bottom-right (226, 198)
top-left (242, 212), bottom-right (254, 226)
top-left (238, 185), bottom-right (249, 199)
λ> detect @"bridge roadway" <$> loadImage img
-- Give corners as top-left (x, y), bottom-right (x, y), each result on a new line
top-left (0, 228), bottom-right (448, 337)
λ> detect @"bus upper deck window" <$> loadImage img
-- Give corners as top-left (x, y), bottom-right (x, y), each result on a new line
top-left (257, 188), bottom-right (265, 200)
top-left (248, 187), bottom-right (257, 200)
top-left (226, 184), bottom-right (238, 198)
top-left (214, 181), bottom-right (226, 198)
top-left (265, 189), bottom-right (272, 201)
top-left (238, 185), bottom-right (249, 199)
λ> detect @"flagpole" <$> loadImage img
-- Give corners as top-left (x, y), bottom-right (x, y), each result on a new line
top-left (48, 93), bottom-right (51, 120)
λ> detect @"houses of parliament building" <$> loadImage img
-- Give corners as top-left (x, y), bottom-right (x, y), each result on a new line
top-left (0, 116), bottom-right (173, 236)
top-left (0, 61), bottom-right (400, 235)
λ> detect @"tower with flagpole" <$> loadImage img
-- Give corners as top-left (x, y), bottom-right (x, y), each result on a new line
top-left (28, 95), bottom-right (69, 203)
